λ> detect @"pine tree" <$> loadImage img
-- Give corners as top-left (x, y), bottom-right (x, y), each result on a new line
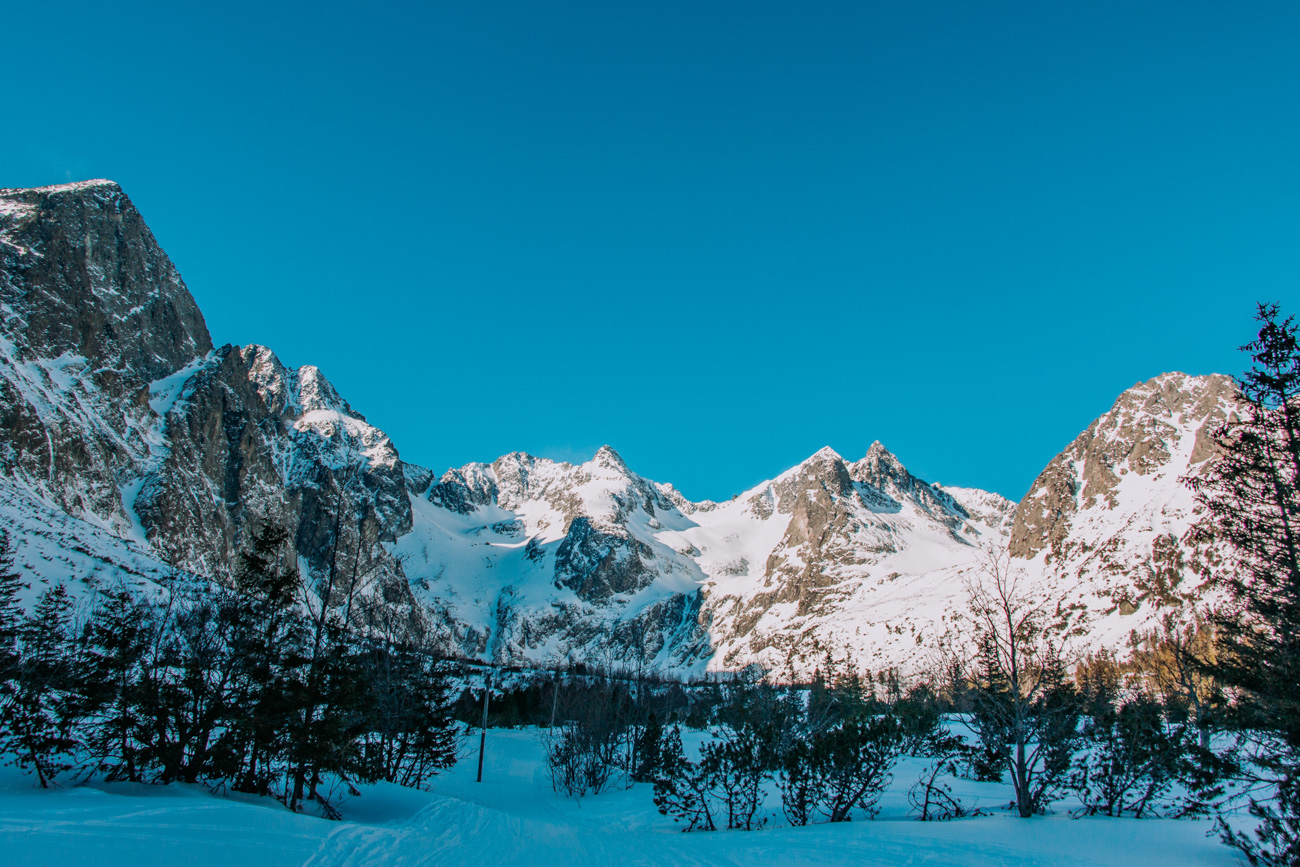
top-left (633, 712), bottom-right (664, 782)
top-left (77, 588), bottom-right (149, 781)
top-left (6, 584), bottom-right (77, 787)
top-left (226, 524), bottom-right (307, 798)
top-left (148, 585), bottom-right (227, 784)
top-left (1192, 303), bottom-right (1300, 743)
top-left (0, 531), bottom-right (27, 713)
top-left (652, 724), bottom-right (718, 831)
top-left (1190, 303), bottom-right (1300, 863)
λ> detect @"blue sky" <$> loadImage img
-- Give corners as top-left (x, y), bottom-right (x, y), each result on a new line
top-left (5, 1), bottom-right (1298, 500)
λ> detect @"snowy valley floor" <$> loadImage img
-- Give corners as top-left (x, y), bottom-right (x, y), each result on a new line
top-left (1, 729), bottom-right (1245, 866)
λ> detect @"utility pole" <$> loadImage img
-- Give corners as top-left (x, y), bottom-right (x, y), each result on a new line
top-left (476, 666), bottom-right (492, 783)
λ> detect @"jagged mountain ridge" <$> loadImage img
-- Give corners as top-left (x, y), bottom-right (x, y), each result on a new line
top-left (395, 441), bottom-right (1014, 672)
top-left (0, 179), bottom-right (1235, 676)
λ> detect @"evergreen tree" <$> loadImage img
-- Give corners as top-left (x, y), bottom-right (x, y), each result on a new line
top-left (778, 739), bottom-right (824, 826)
top-left (1192, 303), bottom-right (1300, 743)
top-left (0, 532), bottom-right (27, 723)
top-left (652, 724), bottom-right (718, 831)
top-left (226, 524), bottom-right (308, 798)
top-left (6, 584), bottom-right (77, 787)
top-left (1190, 303), bottom-right (1300, 863)
top-left (77, 588), bottom-right (149, 781)
top-left (1069, 686), bottom-right (1187, 818)
top-left (632, 712), bottom-right (664, 783)
top-left (807, 714), bottom-right (904, 822)
top-left (163, 584), bottom-right (241, 784)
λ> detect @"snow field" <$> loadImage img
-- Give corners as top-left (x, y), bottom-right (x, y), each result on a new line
top-left (0, 728), bottom-right (1242, 867)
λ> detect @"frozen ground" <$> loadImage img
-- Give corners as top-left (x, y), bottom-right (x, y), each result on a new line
top-left (0, 728), bottom-right (1246, 866)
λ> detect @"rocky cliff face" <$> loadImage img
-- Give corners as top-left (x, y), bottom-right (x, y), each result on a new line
top-left (0, 180), bottom-right (211, 530)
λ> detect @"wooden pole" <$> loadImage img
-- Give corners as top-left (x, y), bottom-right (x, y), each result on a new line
top-left (476, 667), bottom-right (491, 783)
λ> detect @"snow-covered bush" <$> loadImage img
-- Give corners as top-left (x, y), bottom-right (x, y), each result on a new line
top-left (543, 678), bottom-right (631, 797)
top-left (909, 757), bottom-right (976, 821)
top-left (1069, 692), bottom-right (1188, 818)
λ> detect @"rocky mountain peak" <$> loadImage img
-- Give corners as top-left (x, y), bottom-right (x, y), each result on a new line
top-left (1008, 371), bottom-right (1232, 564)
top-left (847, 441), bottom-right (966, 527)
top-left (241, 346), bottom-right (358, 421)
top-left (769, 447), bottom-right (854, 514)
top-left (851, 440), bottom-right (906, 485)
top-left (592, 444), bottom-right (629, 473)
top-left (242, 345), bottom-right (296, 414)
top-left (0, 179), bottom-right (211, 378)
top-left (297, 365), bottom-right (348, 414)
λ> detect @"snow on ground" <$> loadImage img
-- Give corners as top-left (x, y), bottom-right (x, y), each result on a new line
top-left (0, 729), bottom-right (1244, 867)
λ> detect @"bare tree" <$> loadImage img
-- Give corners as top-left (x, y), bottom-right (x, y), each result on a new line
top-left (962, 549), bottom-right (1087, 817)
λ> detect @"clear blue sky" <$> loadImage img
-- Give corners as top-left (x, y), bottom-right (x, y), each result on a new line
top-left (5, 1), bottom-right (1297, 501)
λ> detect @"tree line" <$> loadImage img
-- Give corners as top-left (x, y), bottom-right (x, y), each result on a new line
top-left (0, 523), bottom-right (458, 816)
top-left (526, 637), bottom-right (1224, 832)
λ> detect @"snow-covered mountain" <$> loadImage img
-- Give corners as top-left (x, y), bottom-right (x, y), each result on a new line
top-left (394, 441), bottom-right (1013, 674)
top-left (1009, 371), bottom-right (1240, 648)
top-left (0, 180), bottom-right (1238, 677)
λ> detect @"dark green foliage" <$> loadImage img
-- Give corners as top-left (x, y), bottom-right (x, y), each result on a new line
top-left (777, 715), bottom-right (905, 824)
top-left (632, 712), bottom-right (664, 783)
top-left (808, 715), bottom-right (904, 822)
top-left (226, 525), bottom-right (310, 796)
top-left (699, 723), bottom-right (769, 829)
top-left (76, 588), bottom-right (150, 781)
top-left (1193, 304), bottom-right (1300, 749)
top-left (652, 724), bottom-right (717, 831)
top-left (894, 684), bottom-right (953, 757)
top-left (1220, 771), bottom-right (1300, 866)
top-left (714, 674), bottom-right (803, 769)
top-left (966, 735), bottom-right (1009, 783)
top-left (778, 739), bottom-right (823, 826)
top-left (1070, 690), bottom-right (1188, 818)
top-left (357, 637), bottom-right (457, 790)
top-left (806, 655), bottom-right (882, 732)
top-left (0, 532), bottom-right (26, 688)
top-left (4, 584), bottom-right (77, 787)
top-left (1191, 303), bottom-right (1300, 863)
top-left (970, 640), bottom-right (1080, 814)
top-left (0, 523), bottom-right (457, 809)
